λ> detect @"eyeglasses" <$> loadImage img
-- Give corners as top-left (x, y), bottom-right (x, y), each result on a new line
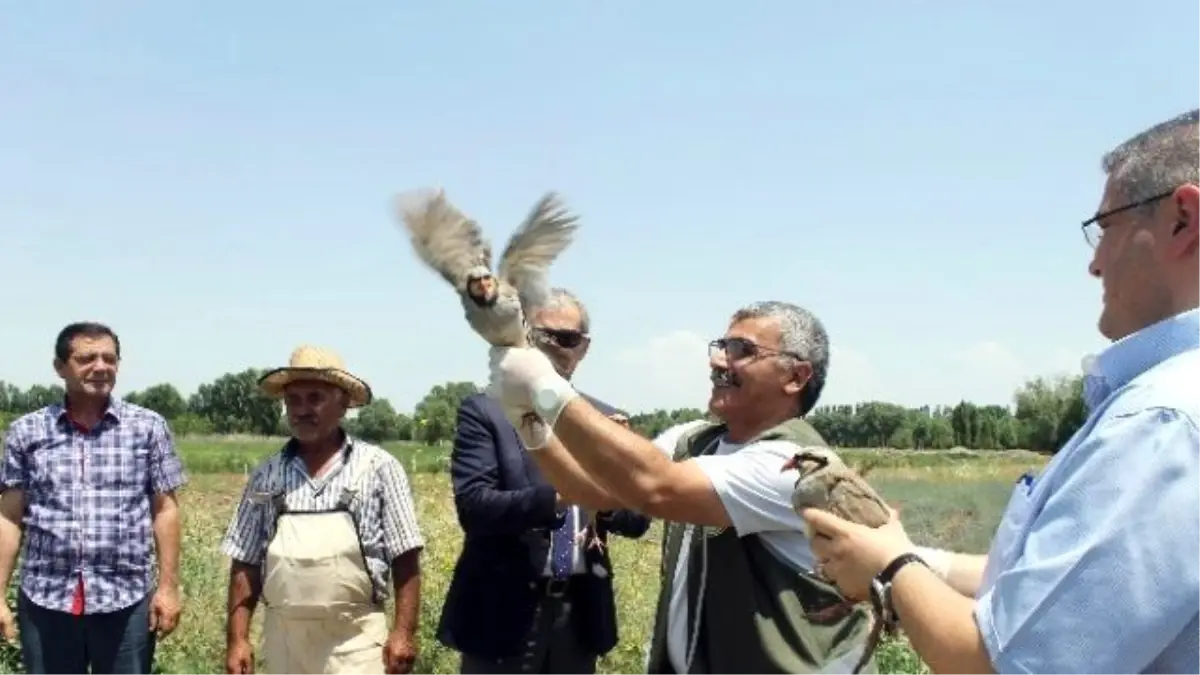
top-left (708, 336), bottom-right (803, 362)
top-left (533, 327), bottom-right (587, 349)
top-left (1080, 190), bottom-right (1173, 248)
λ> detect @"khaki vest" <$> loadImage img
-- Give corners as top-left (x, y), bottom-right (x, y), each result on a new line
top-left (645, 418), bottom-right (875, 674)
top-left (260, 452), bottom-right (389, 674)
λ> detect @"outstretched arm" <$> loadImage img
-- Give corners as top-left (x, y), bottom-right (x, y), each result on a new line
top-left (806, 407), bottom-right (1200, 675)
top-left (528, 436), bottom-right (630, 511)
top-left (491, 348), bottom-right (791, 530)
top-left (547, 399), bottom-right (733, 526)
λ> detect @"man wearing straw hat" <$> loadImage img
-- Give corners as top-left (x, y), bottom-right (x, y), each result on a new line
top-left (220, 345), bottom-right (425, 675)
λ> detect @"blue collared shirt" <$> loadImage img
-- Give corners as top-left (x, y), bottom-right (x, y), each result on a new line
top-left (974, 308), bottom-right (1200, 674)
top-left (0, 397), bottom-right (188, 614)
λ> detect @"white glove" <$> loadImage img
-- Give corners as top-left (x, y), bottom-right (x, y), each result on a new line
top-left (486, 346), bottom-right (578, 450)
top-left (503, 400), bottom-right (553, 450)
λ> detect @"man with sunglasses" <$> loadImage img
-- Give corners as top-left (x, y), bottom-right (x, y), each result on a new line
top-left (486, 300), bottom-right (878, 673)
top-left (437, 288), bottom-right (652, 674)
top-left (797, 109), bottom-right (1200, 674)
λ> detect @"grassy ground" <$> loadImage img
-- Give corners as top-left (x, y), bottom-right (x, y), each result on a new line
top-left (0, 439), bottom-right (1046, 674)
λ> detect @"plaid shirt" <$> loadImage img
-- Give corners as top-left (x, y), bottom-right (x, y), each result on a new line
top-left (219, 435), bottom-right (425, 604)
top-left (0, 398), bottom-right (188, 614)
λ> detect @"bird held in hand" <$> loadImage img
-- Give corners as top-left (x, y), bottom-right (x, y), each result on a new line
top-left (783, 450), bottom-right (890, 535)
top-left (781, 449), bottom-right (892, 675)
top-left (395, 188), bottom-right (580, 348)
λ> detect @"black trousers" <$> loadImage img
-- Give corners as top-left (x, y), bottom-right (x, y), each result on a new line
top-left (460, 580), bottom-right (597, 674)
top-left (17, 590), bottom-right (156, 674)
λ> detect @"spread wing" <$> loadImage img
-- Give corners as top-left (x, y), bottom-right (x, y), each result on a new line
top-left (496, 191), bottom-right (580, 312)
top-left (394, 187), bottom-right (492, 287)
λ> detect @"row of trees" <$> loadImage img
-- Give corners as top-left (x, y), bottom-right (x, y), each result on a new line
top-left (0, 370), bottom-right (481, 444)
top-left (627, 374), bottom-right (1085, 453)
top-left (1, 370), bottom-right (1086, 453)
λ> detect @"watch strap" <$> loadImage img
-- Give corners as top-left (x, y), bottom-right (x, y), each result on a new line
top-left (870, 553), bottom-right (928, 628)
top-left (877, 551), bottom-right (927, 586)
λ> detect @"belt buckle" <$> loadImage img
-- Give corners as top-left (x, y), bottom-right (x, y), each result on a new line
top-left (545, 579), bottom-right (568, 598)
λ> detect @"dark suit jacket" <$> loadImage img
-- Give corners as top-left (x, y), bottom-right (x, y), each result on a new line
top-left (436, 392), bottom-right (652, 661)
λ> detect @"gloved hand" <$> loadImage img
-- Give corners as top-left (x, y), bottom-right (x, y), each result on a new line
top-left (487, 346), bottom-right (578, 450)
top-left (505, 404), bottom-right (553, 450)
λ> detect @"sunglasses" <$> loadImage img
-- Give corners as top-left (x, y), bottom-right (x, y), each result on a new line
top-left (709, 336), bottom-right (803, 362)
top-left (534, 328), bottom-right (588, 349)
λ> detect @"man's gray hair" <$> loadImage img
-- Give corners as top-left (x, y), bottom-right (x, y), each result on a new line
top-left (545, 287), bottom-right (591, 334)
top-left (1102, 108), bottom-right (1199, 208)
top-left (730, 300), bottom-right (829, 417)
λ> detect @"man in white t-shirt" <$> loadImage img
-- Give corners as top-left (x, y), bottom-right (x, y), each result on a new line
top-left (485, 300), bottom-right (898, 673)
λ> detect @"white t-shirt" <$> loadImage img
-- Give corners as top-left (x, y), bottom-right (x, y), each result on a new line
top-left (651, 420), bottom-right (865, 674)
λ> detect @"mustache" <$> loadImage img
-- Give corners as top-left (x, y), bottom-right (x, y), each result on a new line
top-left (710, 367), bottom-right (740, 387)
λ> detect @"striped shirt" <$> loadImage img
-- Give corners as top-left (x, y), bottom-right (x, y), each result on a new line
top-left (219, 435), bottom-right (425, 604)
top-left (975, 308), bottom-right (1199, 673)
top-left (0, 398), bottom-right (188, 614)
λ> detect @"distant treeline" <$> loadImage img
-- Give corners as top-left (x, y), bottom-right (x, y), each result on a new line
top-left (0, 371), bottom-right (1085, 454)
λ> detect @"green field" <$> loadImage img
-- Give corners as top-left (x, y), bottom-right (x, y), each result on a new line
top-left (0, 438), bottom-right (1047, 674)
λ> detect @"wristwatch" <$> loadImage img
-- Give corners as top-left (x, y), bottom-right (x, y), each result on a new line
top-left (869, 552), bottom-right (928, 627)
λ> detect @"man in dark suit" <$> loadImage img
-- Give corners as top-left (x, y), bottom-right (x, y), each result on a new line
top-left (437, 289), bottom-right (651, 674)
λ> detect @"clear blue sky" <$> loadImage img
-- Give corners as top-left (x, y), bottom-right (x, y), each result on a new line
top-left (2, 2), bottom-right (1196, 415)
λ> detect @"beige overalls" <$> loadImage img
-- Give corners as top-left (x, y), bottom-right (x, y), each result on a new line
top-left (260, 455), bottom-right (390, 674)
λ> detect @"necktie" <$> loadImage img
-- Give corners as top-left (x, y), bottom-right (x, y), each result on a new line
top-left (550, 506), bottom-right (577, 579)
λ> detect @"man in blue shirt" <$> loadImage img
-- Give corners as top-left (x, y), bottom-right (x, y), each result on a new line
top-left (0, 322), bottom-right (188, 674)
top-left (800, 108), bottom-right (1200, 673)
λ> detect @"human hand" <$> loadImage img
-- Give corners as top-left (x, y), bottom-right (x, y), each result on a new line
top-left (225, 637), bottom-right (255, 674)
top-left (383, 629), bottom-right (417, 674)
top-left (487, 346), bottom-right (567, 406)
top-left (493, 396), bottom-right (551, 450)
top-left (800, 507), bottom-right (916, 601)
top-left (0, 601), bottom-right (16, 643)
top-left (149, 583), bottom-right (182, 638)
top-left (487, 346), bottom-right (576, 435)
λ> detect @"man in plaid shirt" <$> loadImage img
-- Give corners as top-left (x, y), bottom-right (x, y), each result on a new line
top-left (0, 322), bottom-right (187, 674)
top-left (221, 345), bottom-right (425, 675)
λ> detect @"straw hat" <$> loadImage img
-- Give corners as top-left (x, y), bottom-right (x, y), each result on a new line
top-left (258, 345), bottom-right (373, 408)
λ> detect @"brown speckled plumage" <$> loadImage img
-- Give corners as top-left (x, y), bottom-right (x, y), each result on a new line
top-left (395, 188), bottom-right (580, 348)
top-left (783, 449), bottom-right (893, 674)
